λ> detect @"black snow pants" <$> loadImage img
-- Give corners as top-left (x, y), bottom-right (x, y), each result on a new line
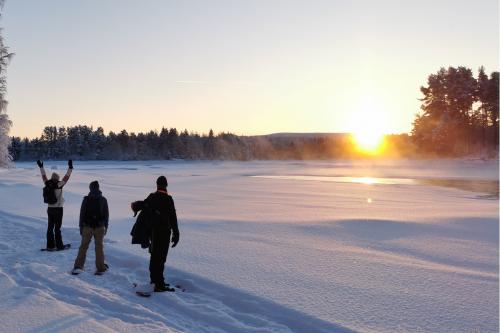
top-left (47, 207), bottom-right (64, 249)
top-left (149, 228), bottom-right (171, 285)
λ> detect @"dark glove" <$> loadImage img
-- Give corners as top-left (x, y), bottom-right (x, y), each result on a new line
top-left (68, 159), bottom-right (73, 169)
top-left (36, 160), bottom-right (43, 168)
top-left (171, 232), bottom-right (179, 248)
top-left (79, 227), bottom-right (83, 236)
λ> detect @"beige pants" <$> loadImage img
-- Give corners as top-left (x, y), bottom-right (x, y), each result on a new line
top-left (74, 226), bottom-right (106, 271)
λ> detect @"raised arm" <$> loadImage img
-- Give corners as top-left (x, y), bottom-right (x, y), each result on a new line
top-left (37, 160), bottom-right (48, 183)
top-left (58, 160), bottom-right (73, 187)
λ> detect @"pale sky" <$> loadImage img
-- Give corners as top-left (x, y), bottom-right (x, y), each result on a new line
top-left (3, 0), bottom-right (499, 138)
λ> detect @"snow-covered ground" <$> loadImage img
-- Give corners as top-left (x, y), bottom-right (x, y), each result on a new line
top-left (0, 159), bottom-right (498, 333)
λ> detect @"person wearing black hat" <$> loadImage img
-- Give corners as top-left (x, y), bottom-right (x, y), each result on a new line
top-left (139, 175), bottom-right (180, 292)
top-left (72, 180), bottom-right (109, 275)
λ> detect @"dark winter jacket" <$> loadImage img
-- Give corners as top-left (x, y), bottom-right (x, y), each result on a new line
top-left (145, 191), bottom-right (179, 234)
top-left (79, 190), bottom-right (109, 229)
top-left (130, 191), bottom-right (179, 249)
top-left (130, 201), bottom-right (155, 248)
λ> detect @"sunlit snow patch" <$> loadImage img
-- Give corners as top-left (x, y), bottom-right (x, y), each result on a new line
top-left (250, 175), bottom-right (499, 197)
top-left (250, 175), bottom-right (416, 185)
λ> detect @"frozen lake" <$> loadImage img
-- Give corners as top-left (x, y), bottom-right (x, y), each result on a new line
top-left (0, 159), bottom-right (498, 332)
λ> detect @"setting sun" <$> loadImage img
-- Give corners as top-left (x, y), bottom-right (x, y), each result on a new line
top-left (348, 94), bottom-right (390, 154)
top-left (352, 131), bottom-right (385, 153)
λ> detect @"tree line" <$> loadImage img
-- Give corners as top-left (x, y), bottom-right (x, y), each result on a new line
top-left (412, 66), bottom-right (499, 156)
top-left (10, 127), bottom-right (382, 161)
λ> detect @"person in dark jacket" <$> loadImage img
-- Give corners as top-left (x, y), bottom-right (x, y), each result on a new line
top-left (72, 181), bottom-right (109, 274)
top-left (134, 175), bottom-right (179, 292)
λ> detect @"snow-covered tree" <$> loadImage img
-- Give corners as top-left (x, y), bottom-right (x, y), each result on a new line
top-left (0, 0), bottom-right (13, 167)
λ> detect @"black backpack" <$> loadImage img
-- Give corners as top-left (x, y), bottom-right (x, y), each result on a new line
top-left (43, 180), bottom-right (60, 204)
top-left (84, 196), bottom-right (102, 227)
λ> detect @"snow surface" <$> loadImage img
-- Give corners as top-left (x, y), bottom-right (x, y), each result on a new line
top-left (0, 159), bottom-right (498, 332)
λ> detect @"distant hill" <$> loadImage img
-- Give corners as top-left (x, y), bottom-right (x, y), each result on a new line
top-left (256, 132), bottom-right (350, 139)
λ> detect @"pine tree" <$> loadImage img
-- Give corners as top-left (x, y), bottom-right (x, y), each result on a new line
top-left (414, 66), bottom-right (478, 154)
top-left (477, 67), bottom-right (489, 147)
top-left (484, 72), bottom-right (499, 147)
top-left (0, 0), bottom-right (13, 167)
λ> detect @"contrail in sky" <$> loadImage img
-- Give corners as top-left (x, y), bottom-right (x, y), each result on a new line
top-left (175, 80), bottom-right (267, 87)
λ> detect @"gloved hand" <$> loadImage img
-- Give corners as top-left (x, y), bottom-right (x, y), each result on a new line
top-left (79, 227), bottom-right (83, 236)
top-left (104, 227), bottom-right (107, 235)
top-left (68, 159), bottom-right (73, 169)
top-left (171, 232), bottom-right (179, 248)
top-left (36, 160), bottom-right (43, 168)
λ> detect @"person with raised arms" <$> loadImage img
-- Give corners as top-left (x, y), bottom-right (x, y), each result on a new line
top-left (37, 159), bottom-right (73, 251)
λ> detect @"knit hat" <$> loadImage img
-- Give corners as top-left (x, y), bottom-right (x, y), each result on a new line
top-left (51, 173), bottom-right (60, 181)
top-left (156, 176), bottom-right (168, 187)
top-left (89, 180), bottom-right (99, 191)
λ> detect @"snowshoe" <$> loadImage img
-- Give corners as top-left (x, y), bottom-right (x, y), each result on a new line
top-left (56, 244), bottom-right (71, 251)
top-left (154, 283), bottom-right (175, 292)
top-left (133, 283), bottom-right (154, 297)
